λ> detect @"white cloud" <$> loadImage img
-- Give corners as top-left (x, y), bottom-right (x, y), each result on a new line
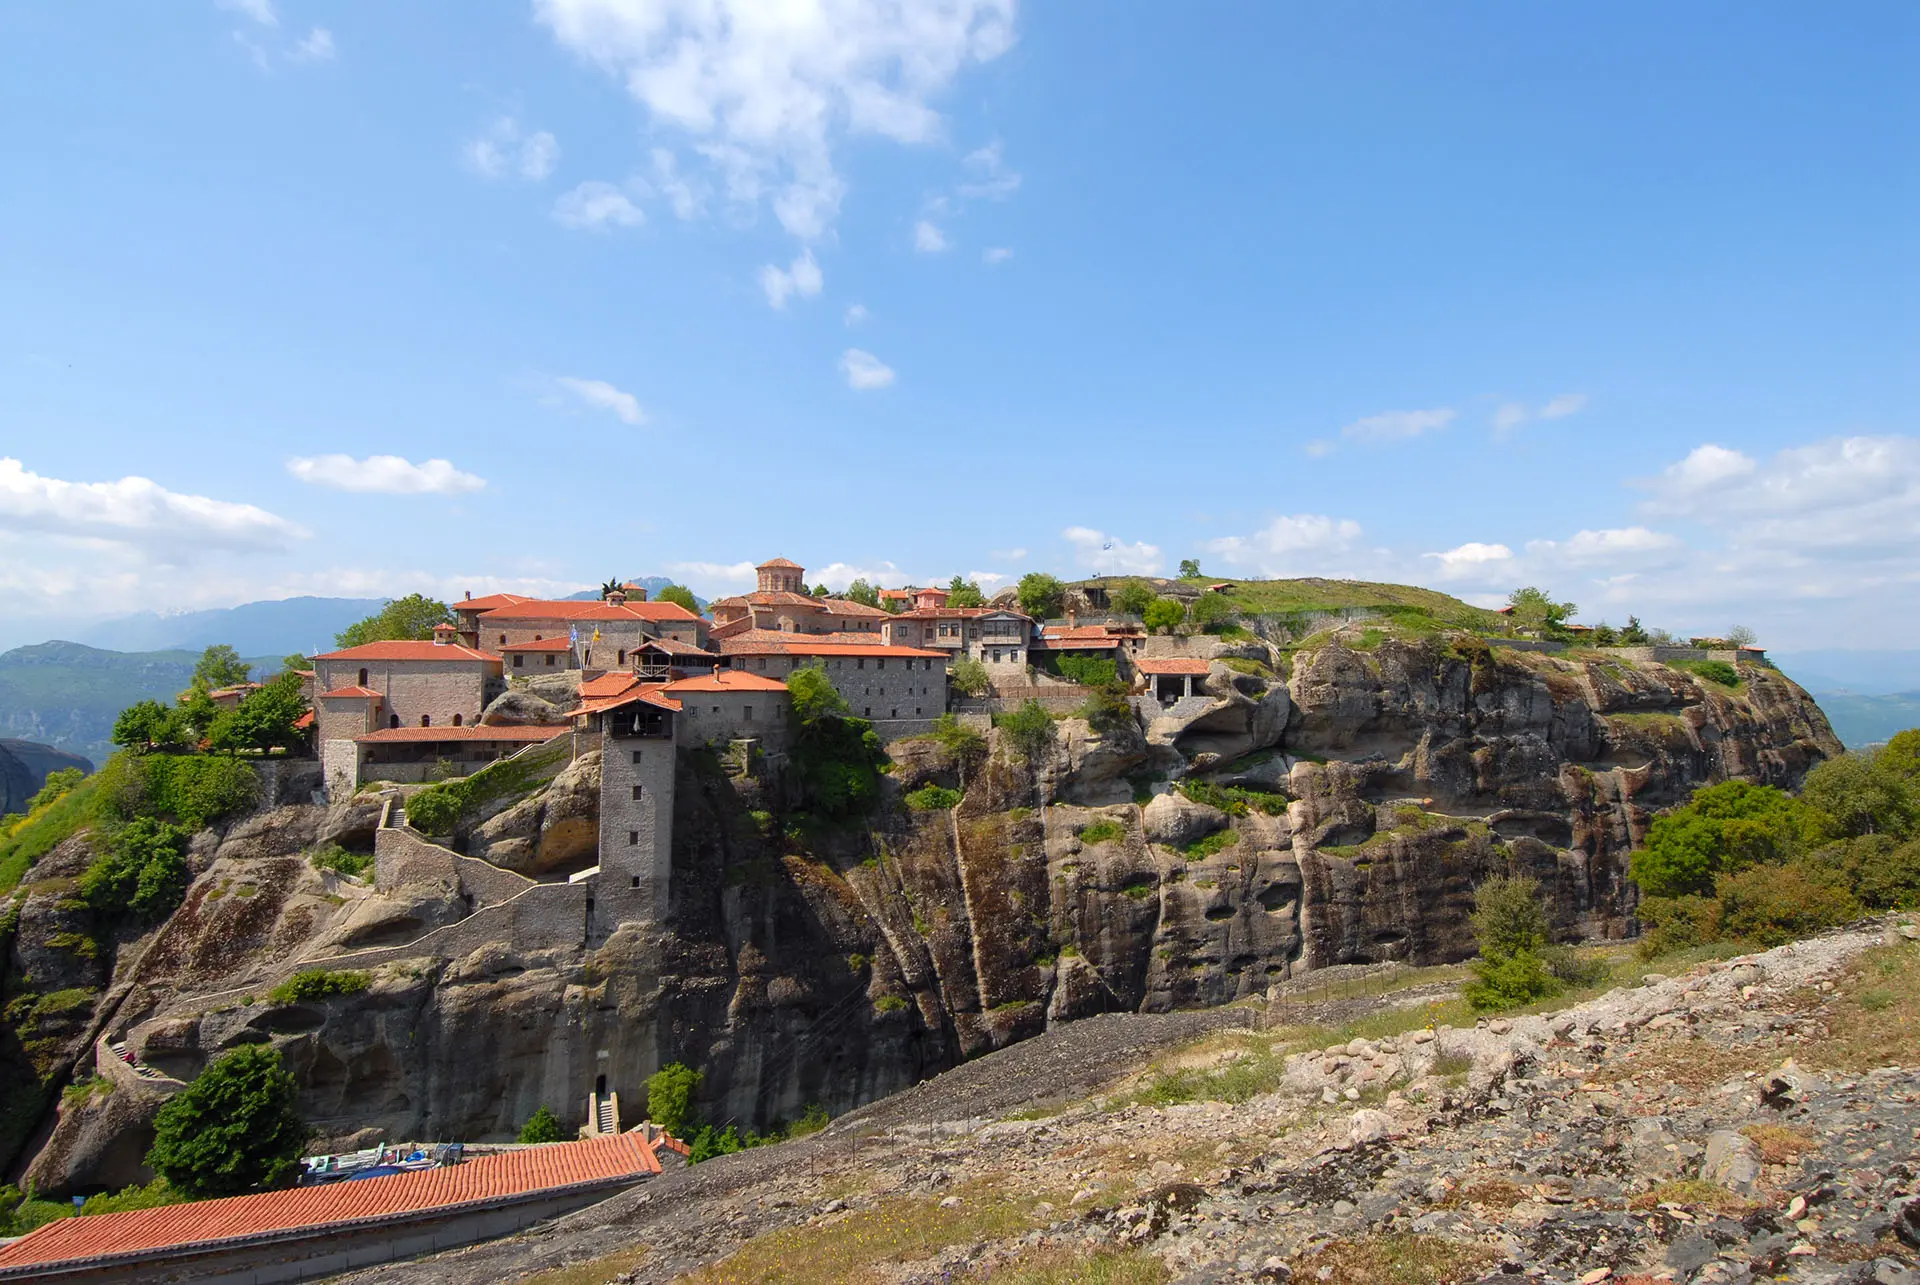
top-left (646, 148), bottom-right (707, 219)
top-left (990, 547), bottom-right (1028, 561)
top-left (843, 303), bottom-right (868, 326)
top-left (1531, 526), bottom-right (1681, 563)
top-left (217, 0), bottom-right (276, 26)
top-left (666, 559), bottom-right (757, 586)
top-left (967, 570), bottom-right (1007, 588)
top-left (555, 376), bottom-right (646, 424)
top-left (1493, 393), bottom-right (1587, 436)
top-left (914, 219), bottom-right (949, 253)
top-left (1341, 407), bottom-right (1455, 442)
top-left (0, 457), bottom-right (306, 551)
top-left (1492, 402), bottom-right (1529, 433)
top-left (1206, 514), bottom-right (1365, 575)
top-left (1063, 526), bottom-right (1163, 576)
top-left (292, 26), bottom-right (334, 61)
top-left (1424, 541), bottom-right (1514, 579)
top-left (1303, 438), bottom-right (1337, 458)
top-left (811, 560), bottom-right (903, 590)
top-left (534, 0), bottom-right (1016, 241)
top-left (1539, 393), bottom-right (1588, 420)
top-left (1641, 436), bottom-right (1920, 551)
top-left (840, 349), bottom-right (895, 390)
top-left (285, 455), bottom-right (485, 495)
top-left (982, 246), bottom-right (1012, 264)
top-left (465, 118), bottom-right (562, 181)
top-left (957, 140), bottom-right (1020, 200)
top-left (760, 248), bottom-right (824, 309)
top-left (553, 181), bottom-right (645, 230)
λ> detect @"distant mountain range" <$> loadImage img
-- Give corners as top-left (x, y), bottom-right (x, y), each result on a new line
top-left (561, 576), bottom-right (706, 608)
top-left (71, 596), bottom-right (386, 657)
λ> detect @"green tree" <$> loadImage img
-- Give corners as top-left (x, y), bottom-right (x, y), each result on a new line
top-left (947, 656), bottom-right (990, 697)
top-left (81, 817), bottom-right (191, 923)
top-left (113, 700), bottom-right (177, 754)
top-left (655, 584), bottom-right (699, 613)
top-left (1590, 623), bottom-right (1619, 646)
top-left (176, 687), bottom-right (220, 739)
top-left (192, 644), bottom-right (252, 692)
top-left (1800, 748), bottom-right (1916, 841)
top-left (1628, 781), bottom-right (1814, 899)
top-left (786, 666), bottom-right (884, 817)
top-left (946, 576), bottom-right (985, 608)
top-left (278, 653), bottom-right (310, 676)
top-left (787, 664), bottom-right (852, 723)
top-left (1618, 615), bottom-right (1650, 645)
top-left (27, 768), bottom-right (85, 812)
top-left (812, 584), bottom-right (831, 598)
top-left (1016, 573), bottom-right (1065, 620)
top-left (1112, 579), bottom-right (1156, 617)
top-left (1178, 559), bottom-right (1201, 579)
top-left (1726, 624), bottom-right (1757, 647)
top-left (1189, 592), bottom-right (1234, 632)
top-left (600, 577), bottom-right (624, 599)
top-left (1713, 861), bottom-right (1861, 947)
top-left (996, 701), bottom-right (1057, 763)
top-left (844, 579), bottom-right (880, 608)
top-left (1463, 876), bottom-right (1561, 1010)
top-left (333, 593), bottom-right (456, 648)
top-left (1143, 598), bottom-right (1186, 632)
top-left (1505, 586), bottom-right (1576, 636)
top-left (930, 713), bottom-right (987, 764)
top-left (518, 1105), bottom-right (567, 1143)
top-left (644, 1063), bottom-right (701, 1137)
top-left (146, 1045), bottom-right (306, 1198)
top-left (207, 673), bottom-right (309, 757)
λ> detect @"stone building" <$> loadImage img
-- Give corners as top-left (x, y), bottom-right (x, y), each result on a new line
top-left (709, 558), bottom-right (891, 637)
top-left (475, 595), bottom-right (706, 663)
top-left (656, 670), bottom-right (791, 750)
top-left (715, 629), bottom-right (948, 738)
top-left (880, 603), bottom-right (1033, 672)
top-left (586, 686), bottom-right (681, 932)
top-left (310, 638), bottom-right (515, 796)
top-left (1136, 656), bottom-right (1212, 704)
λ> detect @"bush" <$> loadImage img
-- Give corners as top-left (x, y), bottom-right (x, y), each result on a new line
top-left (948, 656), bottom-right (991, 698)
top-left (1078, 688), bottom-right (1135, 736)
top-left (1176, 779), bottom-right (1287, 817)
top-left (27, 768), bottom-right (85, 812)
top-left (994, 701), bottom-right (1057, 763)
top-left (80, 817), bottom-right (191, 924)
top-left (1465, 948), bottom-right (1562, 1011)
top-left (309, 844), bottom-right (372, 879)
top-left (1143, 598), bottom-right (1186, 632)
top-left (789, 1102), bottom-right (829, 1137)
top-left (268, 969), bottom-right (369, 1004)
top-left (1627, 782), bottom-right (1815, 898)
top-left (929, 713), bottom-right (986, 762)
top-left (1682, 659), bottom-right (1739, 687)
top-left (1636, 893), bottom-right (1723, 957)
top-left (75, 1179), bottom-right (184, 1216)
top-left (126, 754), bottom-right (260, 831)
top-left (645, 1063), bottom-right (701, 1137)
top-left (518, 1105), bottom-right (566, 1143)
top-left (1077, 819), bottom-right (1126, 845)
top-left (1464, 876), bottom-right (1563, 1010)
top-left (1054, 655), bottom-right (1117, 688)
top-left (1016, 573), bottom-right (1065, 620)
top-left (1112, 579), bottom-right (1156, 617)
top-left (146, 1044), bottom-right (306, 1197)
top-left (1713, 860), bottom-right (1861, 947)
top-left (904, 785), bottom-right (963, 811)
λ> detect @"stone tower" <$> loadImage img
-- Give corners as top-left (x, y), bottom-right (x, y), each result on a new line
top-left (595, 695), bottom-right (678, 935)
top-left (756, 557), bottom-right (805, 595)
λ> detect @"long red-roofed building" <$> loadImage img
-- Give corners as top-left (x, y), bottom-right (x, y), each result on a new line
top-left (0, 1133), bottom-right (681, 1284)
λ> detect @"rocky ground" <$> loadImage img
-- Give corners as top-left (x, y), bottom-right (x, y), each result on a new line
top-left (328, 917), bottom-right (1920, 1285)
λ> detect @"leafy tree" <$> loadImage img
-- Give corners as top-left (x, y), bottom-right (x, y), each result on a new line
top-left (811, 584), bottom-right (831, 598)
top-left (1189, 592), bottom-right (1235, 632)
top-left (1112, 579), bottom-right (1156, 617)
top-left (844, 579), bottom-right (880, 608)
top-left (81, 817), bottom-right (191, 923)
top-left (1178, 559), bottom-right (1201, 579)
top-left (518, 1105), bottom-right (566, 1143)
top-left (176, 687), bottom-right (220, 738)
top-left (1807, 836), bottom-right (1920, 911)
top-left (995, 701), bottom-right (1057, 763)
top-left (113, 700), bottom-right (178, 754)
top-left (1143, 598), bottom-right (1186, 632)
top-left (27, 768), bottom-right (85, 812)
top-left (1505, 586), bottom-right (1576, 636)
top-left (1590, 623), bottom-right (1619, 647)
top-left (1016, 573), bottom-right (1065, 620)
top-left (785, 666), bottom-right (885, 817)
top-left (1078, 688), bottom-right (1135, 736)
top-left (946, 576), bottom-right (985, 608)
top-left (947, 656), bottom-right (991, 697)
top-left (1463, 876), bottom-right (1561, 1010)
top-left (788, 664), bottom-right (852, 723)
top-left (192, 644), bottom-right (252, 692)
top-left (334, 594), bottom-right (455, 648)
top-left (1800, 748), bottom-right (1916, 840)
top-left (600, 577), bottom-right (624, 599)
top-left (1726, 624), bottom-right (1757, 646)
top-left (1713, 861), bottom-right (1861, 947)
top-left (278, 653), bottom-right (310, 676)
top-left (1628, 781), bottom-right (1815, 899)
top-left (930, 713), bottom-right (987, 764)
top-left (656, 583), bottom-right (699, 613)
top-left (207, 673), bottom-right (309, 757)
top-left (1617, 615), bottom-right (1650, 646)
top-left (644, 1062), bottom-right (701, 1137)
top-left (146, 1045), bottom-right (306, 1198)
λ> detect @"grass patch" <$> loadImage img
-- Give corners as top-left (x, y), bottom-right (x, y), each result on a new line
top-left (977, 1248), bottom-right (1169, 1284)
top-left (309, 843), bottom-right (372, 878)
top-left (61, 1075), bottom-right (114, 1109)
top-left (1077, 819), bottom-right (1126, 846)
top-left (1120, 879), bottom-right (1155, 901)
top-left (267, 969), bottom-right (369, 1005)
top-left (1741, 1123), bottom-right (1818, 1165)
top-left (1176, 830), bottom-right (1239, 861)
top-left (1289, 1234), bottom-right (1499, 1285)
top-left (1177, 779), bottom-right (1287, 817)
top-left (1217, 657), bottom-right (1273, 678)
top-left (904, 785), bottom-right (963, 812)
top-left (1671, 658), bottom-right (1741, 688)
top-left (1811, 936), bottom-right (1920, 1072)
top-left (1629, 1179), bottom-right (1755, 1215)
top-left (520, 1246), bottom-right (653, 1285)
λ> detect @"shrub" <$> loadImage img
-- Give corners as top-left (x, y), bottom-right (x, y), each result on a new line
top-left (874, 994), bottom-right (908, 1012)
top-left (1143, 598), bottom-right (1186, 632)
top-left (904, 785), bottom-right (963, 811)
top-left (1077, 819), bottom-right (1126, 846)
top-left (1177, 779), bottom-right (1287, 817)
top-left (995, 701), bottom-right (1057, 763)
top-left (789, 1102), bottom-right (830, 1137)
top-left (1178, 830), bottom-right (1238, 860)
top-left (948, 656), bottom-right (991, 697)
top-left (644, 1063), bottom-right (701, 1137)
top-left (1684, 659), bottom-right (1739, 687)
top-left (1465, 948), bottom-right (1562, 1011)
top-left (146, 1045), bottom-right (306, 1197)
top-left (1464, 876), bottom-right (1563, 1010)
top-left (1713, 860), bottom-right (1861, 947)
top-left (1636, 893), bottom-right (1723, 957)
top-left (1016, 573), bottom-right (1065, 620)
top-left (1628, 781), bottom-right (1815, 898)
top-left (1112, 579), bottom-right (1156, 617)
top-left (309, 844), bottom-right (372, 879)
top-left (28, 769), bottom-right (85, 812)
top-left (123, 754), bottom-right (260, 831)
top-left (518, 1105), bottom-right (566, 1143)
top-left (75, 1179), bottom-right (185, 1216)
top-left (1078, 688), bottom-right (1135, 736)
top-left (930, 713), bottom-right (987, 761)
top-left (268, 969), bottom-right (369, 1004)
top-left (405, 785), bottom-right (462, 835)
top-left (1054, 655), bottom-right (1117, 688)
top-left (80, 817), bottom-right (191, 924)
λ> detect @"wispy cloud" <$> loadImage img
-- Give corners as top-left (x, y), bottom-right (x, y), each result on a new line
top-left (553, 181), bottom-right (645, 230)
top-left (286, 455), bottom-right (485, 495)
top-left (291, 26), bottom-right (334, 61)
top-left (1492, 392), bottom-right (1587, 435)
top-left (465, 117), bottom-right (560, 181)
top-left (982, 246), bottom-right (1012, 265)
top-left (1539, 393), bottom-right (1589, 420)
top-left (217, 0), bottom-right (276, 26)
top-left (1206, 514), bottom-right (1364, 574)
top-left (1341, 407), bottom-right (1455, 443)
top-left (840, 349), bottom-right (895, 390)
top-left (914, 219), bottom-right (949, 253)
top-left (555, 376), bottom-right (645, 424)
top-left (1423, 541), bottom-right (1514, 579)
top-left (1063, 526), bottom-right (1162, 575)
top-left (957, 141), bottom-right (1021, 200)
top-left (760, 249), bottom-right (824, 309)
top-left (843, 303), bottom-right (868, 327)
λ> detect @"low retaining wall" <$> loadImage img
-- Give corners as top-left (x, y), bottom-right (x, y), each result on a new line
top-left (373, 828), bottom-right (532, 906)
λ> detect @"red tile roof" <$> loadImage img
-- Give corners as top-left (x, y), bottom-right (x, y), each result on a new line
top-left (660, 670), bottom-right (791, 694)
top-left (312, 641), bottom-right (500, 664)
top-left (713, 591), bottom-right (891, 618)
top-left (319, 686), bottom-right (383, 700)
top-left (293, 710), bottom-right (315, 730)
top-left (635, 636), bottom-right (716, 657)
top-left (579, 672), bottom-right (641, 699)
top-left (207, 682), bottom-right (262, 700)
top-left (477, 600), bottom-right (700, 624)
top-left (715, 630), bottom-right (945, 659)
top-left (1135, 657), bottom-right (1213, 675)
top-left (455, 592), bottom-right (536, 613)
top-left (500, 637), bottom-right (573, 652)
top-left (355, 725), bottom-right (569, 744)
top-left (757, 556), bottom-right (803, 570)
top-left (575, 686), bottom-right (682, 717)
top-left (1031, 637), bottom-right (1118, 651)
top-left (0, 1134), bottom-right (665, 1276)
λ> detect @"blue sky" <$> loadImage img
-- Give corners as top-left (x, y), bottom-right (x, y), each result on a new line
top-left (2, 1), bottom-right (1914, 650)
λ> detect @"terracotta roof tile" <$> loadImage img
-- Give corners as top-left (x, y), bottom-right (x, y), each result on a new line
top-left (715, 630), bottom-right (946, 659)
top-left (712, 591), bottom-right (891, 618)
top-left (477, 601), bottom-right (700, 624)
top-left (319, 686), bottom-right (383, 700)
top-left (455, 592), bottom-right (536, 613)
top-left (355, 725), bottom-right (569, 744)
top-left (578, 673), bottom-right (641, 699)
top-left (499, 637), bottom-right (573, 652)
top-left (1135, 657), bottom-right (1213, 675)
top-left (660, 671), bottom-right (791, 694)
top-left (0, 1135), bottom-right (664, 1276)
top-left (757, 556), bottom-right (804, 569)
top-left (634, 636), bottom-right (715, 657)
top-left (312, 641), bottom-right (500, 664)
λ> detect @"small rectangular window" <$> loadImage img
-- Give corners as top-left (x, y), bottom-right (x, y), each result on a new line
top-left (857, 658), bottom-right (865, 669)
top-left (744, 706), bottom-right (753, 721)
top-left (631, 785), bottom-right (644, 800)
top-left (628, 830), bottom-right (639, 845)
top-left (513, 655), bottom-right (524, 668)
top-left (631, 750), bottom-right (643, 764)
top-left (631, 876), bottom-right (640, 888)
top-left (876, 658), bottom-right (885, 670)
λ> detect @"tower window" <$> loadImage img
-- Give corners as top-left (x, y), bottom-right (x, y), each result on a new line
top-left (631, 876), bottom-right (641, 888)
top-left (631, 750), bottom-right (643, 764)
top-left (631, 785), bottom-right (644, 800)
top-left (628, 830), bottom-right (638, 845)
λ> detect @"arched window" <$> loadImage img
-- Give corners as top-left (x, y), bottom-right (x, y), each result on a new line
top-left (452, 713), bottom-right (463, 726)
top-left (421, 715), bottom-right (431, 727)
top-left (358, 668), bottom-right (368, 686)
top-left (617, 649), bottom-right (626, 664)
top-left (389, 714), bottom-right (400, 729)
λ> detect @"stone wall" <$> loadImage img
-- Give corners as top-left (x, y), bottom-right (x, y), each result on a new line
top-left (312, 656), bottom-right (500, 740)
top-left (675, 691), bottom-right (789, 753)
top-left (954, 686), bottom-right (1090, 716)
top-left (321, 738), bottom-right (360, 802)
top-left (597, 727), bottom-right (677, 932)
top-left (374, 827), bottom-right (532, 907)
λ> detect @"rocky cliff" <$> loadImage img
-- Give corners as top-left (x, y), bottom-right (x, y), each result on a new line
top-left (0, 739), bottom-right (92, 815)
top-left (10, 639), bottom-right (1840, 1194)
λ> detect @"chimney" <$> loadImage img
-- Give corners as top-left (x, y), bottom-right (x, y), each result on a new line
top-left (1067, 609), bottom-right (1077, 629)
top-left (464, 590), bottom-right (472, 601)
top-left (606, 590), bottom-right (628, 606)
top-left (432, 623), bottom-right (456, 645)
